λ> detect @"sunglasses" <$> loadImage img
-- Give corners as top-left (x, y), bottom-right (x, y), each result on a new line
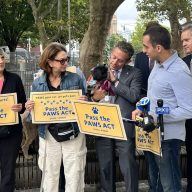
top-left (53, 56), bottom-right (70, 65)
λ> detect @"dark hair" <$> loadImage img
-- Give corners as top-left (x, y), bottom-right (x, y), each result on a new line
top-left (145, 21), bottom-right (161, 31)
top-left (143, 26), bottom-right (171, 50)
top-left (91, 64), bottom-right (108, 81)
top-left (114, 41), bottom-right (134, 60)
top-left (39, 42), bottom-right (67, 74)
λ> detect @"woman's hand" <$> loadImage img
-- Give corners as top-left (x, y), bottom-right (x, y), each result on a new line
top-left (78, 95), bottom-right (88, 101)
top-left (11, 103), bottom-right (23, 112)
top-left (25, 100), bottom-right (35, 112)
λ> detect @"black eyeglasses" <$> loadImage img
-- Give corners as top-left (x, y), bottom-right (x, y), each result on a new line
top-left (53, 56), bottom-right (70, 65)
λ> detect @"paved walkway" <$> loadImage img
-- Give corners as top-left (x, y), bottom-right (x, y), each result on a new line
top-left (15, 179), bottom-right (187, 192)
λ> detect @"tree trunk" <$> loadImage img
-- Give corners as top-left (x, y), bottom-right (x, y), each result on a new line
top-left (167, 1), bottom-right (183, 56)
top-left (27, 0), bottom-right (58, 48)
top-left (27, 0), bottom-right (49, 48)
top-left (79, 0), bottom-right (124, 78)
top-left (36, 19), bottom-right (49, 48)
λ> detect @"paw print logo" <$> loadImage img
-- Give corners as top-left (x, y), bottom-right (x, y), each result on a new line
top-left (92, 107), bottom-right (99, 114)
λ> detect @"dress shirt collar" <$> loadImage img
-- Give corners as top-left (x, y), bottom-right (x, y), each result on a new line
top-left (112, 68), bottom-right (122, 74)
top-left (156, 51), bottom-right (178, 70)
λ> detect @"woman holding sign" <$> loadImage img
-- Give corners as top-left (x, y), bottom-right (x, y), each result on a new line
top-left (0, 48), bottom-right (27, 192)
top-left (25, 42), bottom-right (87, 192)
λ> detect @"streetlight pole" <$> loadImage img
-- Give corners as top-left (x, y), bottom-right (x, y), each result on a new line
top-left (27, 38), bottom-right (31, 52)
top-left (68, 0), bottom-right (71, 65)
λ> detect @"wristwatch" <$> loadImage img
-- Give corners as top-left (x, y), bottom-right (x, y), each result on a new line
top-left (111, 78), bottom-right (119, 85)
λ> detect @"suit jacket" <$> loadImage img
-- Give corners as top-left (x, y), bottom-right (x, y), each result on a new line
top-left (112, 65), bottom-right (142, 138)
top-left (134, 52), bottom-right (150, 95)
top-left (183, 54), bottom-right (191, 68)
top-left (183, 54), bottom-right (192, 130)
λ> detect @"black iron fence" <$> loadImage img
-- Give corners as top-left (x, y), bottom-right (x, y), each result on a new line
top-left (15, 135), bottom-right (148, 190)
top-left (3, 63), bottom-right (187, 190)
top-left (15, 135), bottom-right (187, 190)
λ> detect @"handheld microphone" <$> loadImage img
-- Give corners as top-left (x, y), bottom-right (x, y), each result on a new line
top-left (136, 97), bottom-right (150, 112)
top-left (156, 99), bottom-right (165, 140)
top-left (136, 97), bottom-right (156, 133)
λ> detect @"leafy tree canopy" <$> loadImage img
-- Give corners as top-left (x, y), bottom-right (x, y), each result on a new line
top-left (0, 0), bottom-right (34, 51)
top-left (27, 0), bottom-right (89, 47)
top-left (103, 34), bottom-right (125, 63)
top-left (136, 0), bottom-right (192, 22)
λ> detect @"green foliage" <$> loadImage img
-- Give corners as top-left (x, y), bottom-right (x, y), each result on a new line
top-left (19, 30), bottom-right (40, 48)
top-left (0, 0), bottom-right (34, 51)
top-left (0, 0), bottom-right (89, 50)
top-left (32, 0), bottom-right (89, 44)
top-left (103, 34), bottom-right (125, 63)
top-left (130, 21), bottom-right (145, 53)
top-left (130, 17), bottom-right (164, 53)
top-left (58, 0), bottom-right (89, 44)
top-left (136, 0), bottom-right (192, 22)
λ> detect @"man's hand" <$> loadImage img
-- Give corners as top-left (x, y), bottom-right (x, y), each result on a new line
top-left (132, 109), bottom-right (143, 121)
top-left (92, 84), bottom-right (107, 102)
top-left (108, 68), bottom-right (116, 83)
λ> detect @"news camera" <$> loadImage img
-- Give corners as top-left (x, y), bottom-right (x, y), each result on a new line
top-left (123, 97), bottom-right (169, 137)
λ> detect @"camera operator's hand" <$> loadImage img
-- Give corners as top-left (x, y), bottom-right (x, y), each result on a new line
top-left (92, 84), bottom-right (107, 102)
top-left (132, 109), bottom-right (143, 121)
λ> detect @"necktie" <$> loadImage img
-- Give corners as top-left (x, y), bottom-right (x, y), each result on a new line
top-left (113, 70), bottom-right (119, 79)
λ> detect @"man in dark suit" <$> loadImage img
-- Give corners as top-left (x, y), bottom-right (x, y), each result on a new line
top-left (134, 52), bottom-right (150, 95)
top-left (134, 21), bottom-right (160, 96)
top-left (181, 21), bottom-right (192, 192)
top-left (92, 41), bottom-right (142, 192)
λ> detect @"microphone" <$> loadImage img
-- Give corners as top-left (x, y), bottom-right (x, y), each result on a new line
top-left (136, 97), bottom-right (150, 112)
top-left (136, 97), bottom-right (156, 133)
top-left (156, 99), bottom-right (167, 141)
top-left (123, 97), bottom-right (150, 125)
